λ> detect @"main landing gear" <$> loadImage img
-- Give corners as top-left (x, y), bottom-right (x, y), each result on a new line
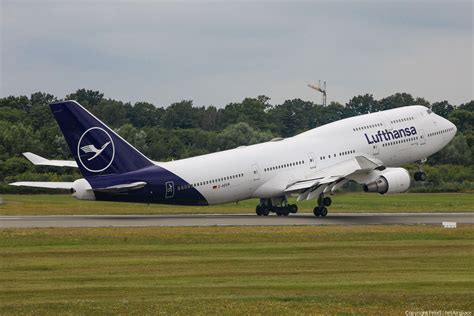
top-left (313, 194), bottom-right (331, 217)
top-left (414, 159), bottom-right (427, 182)
top-left (256, 198), bottom-right (298, 216)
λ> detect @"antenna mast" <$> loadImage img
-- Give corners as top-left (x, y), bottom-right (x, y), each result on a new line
top-left (307, 80), bottom-right (327, 106)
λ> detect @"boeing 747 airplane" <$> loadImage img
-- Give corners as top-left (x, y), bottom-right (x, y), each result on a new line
top-left (11, 101), bottom-right (457, 216)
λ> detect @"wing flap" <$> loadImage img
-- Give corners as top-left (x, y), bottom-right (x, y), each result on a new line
top-left (306, 185), bottom-right (327, 200)
top-left (23, 152), bottom-right (78, 168)
top-left (285, 177), bottom-right (324, 192)
top-left (297, 190), bottom-right (310, 201)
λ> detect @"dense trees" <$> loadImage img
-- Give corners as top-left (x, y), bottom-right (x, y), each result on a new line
top-left (0, 89), bottom-right (472, 192)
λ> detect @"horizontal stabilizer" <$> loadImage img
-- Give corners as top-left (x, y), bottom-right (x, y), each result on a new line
top-left (9, 181), bottom-right (147, 193)
top-left (94, 181), bottom-right (147, 193)
top-left (23, 152), bottom-right (78, 168)
top-left (9, 181), bottom-right (74, 190)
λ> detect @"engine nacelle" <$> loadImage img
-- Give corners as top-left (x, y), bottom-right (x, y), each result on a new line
top-left (71, 178), bottom-right (95, 200)
top-left (363, 168), bottom-right (411, 194)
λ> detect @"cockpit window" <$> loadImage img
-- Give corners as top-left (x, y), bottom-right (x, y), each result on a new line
top-left (427, 109), bottom-right (433, 114)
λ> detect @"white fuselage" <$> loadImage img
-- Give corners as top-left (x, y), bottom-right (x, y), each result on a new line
top-left (159, 106), bottom-right (456, 204)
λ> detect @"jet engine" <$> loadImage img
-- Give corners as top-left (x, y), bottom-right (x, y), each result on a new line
top-left (363, 168), bottom-right (411, 194)
top-left (71, 178), bottom-right (96, 200)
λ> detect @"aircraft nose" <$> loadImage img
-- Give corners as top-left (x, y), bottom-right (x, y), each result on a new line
top-left (447, 119), bottom-right (457, 135)
top-left (446, 119), bottom-right (457, 140)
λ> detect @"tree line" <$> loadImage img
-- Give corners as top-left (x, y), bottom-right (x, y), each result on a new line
top-left (0, 89), bottom-right (472, 193)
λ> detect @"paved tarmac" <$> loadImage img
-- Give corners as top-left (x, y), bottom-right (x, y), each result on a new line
top-left (0, 213), bottom-right (472, 228)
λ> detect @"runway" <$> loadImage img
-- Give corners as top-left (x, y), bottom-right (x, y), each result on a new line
top-left (0, 213), bottom-right (472, 228)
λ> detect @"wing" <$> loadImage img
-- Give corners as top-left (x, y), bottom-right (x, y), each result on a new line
top-left (9, 181), bottom-right (74, 190)
top-left (284, 155), bottom-right (384, 201)
top-left (23, 152), bottom-right (78, 168)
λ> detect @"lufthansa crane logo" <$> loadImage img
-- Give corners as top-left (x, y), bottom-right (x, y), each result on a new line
top-left (81, 142), bottom-right (111, 161)
top-left (77, 127), bottom-right (115, 173)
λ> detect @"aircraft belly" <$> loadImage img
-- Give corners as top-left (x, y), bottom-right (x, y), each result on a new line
top-left (199, 183), bottom-right (251, 205)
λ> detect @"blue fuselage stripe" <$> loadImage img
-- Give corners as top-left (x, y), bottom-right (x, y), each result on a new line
top-left (86, 165), bottom-right (208, 206)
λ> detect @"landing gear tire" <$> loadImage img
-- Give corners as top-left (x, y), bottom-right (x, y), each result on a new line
top-left (289, 204), bottom-right (298, 214)
top-left (313, 206), bottom-right (328, 217)
top-left (315, 193), bottom-right (330, 217)
top-left (256, 205), bottom-right (270, 216)
top-left (414, 171), bottom-right (427, 182)
top-left (320, 207), bottom-right (328, 217)
top-left (258, 199), bottom-right (296, 217)
top-left (274, 206), bottom-right (291, 216)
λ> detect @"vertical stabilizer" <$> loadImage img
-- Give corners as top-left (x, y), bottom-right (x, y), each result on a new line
top-left (50, 100), bottom-right (153, 178)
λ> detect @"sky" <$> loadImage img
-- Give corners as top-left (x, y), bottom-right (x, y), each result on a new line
top-left (1, 0), bottom-right (472, 108)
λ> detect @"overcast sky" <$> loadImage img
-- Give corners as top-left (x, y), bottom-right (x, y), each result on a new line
top-left (1, 0), bottom-right (472, 107)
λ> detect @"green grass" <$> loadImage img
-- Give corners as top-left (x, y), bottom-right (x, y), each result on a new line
top-left (0, 226), bottom-right (473, 315)
top-left (0, 193), bottom-right (473, 215)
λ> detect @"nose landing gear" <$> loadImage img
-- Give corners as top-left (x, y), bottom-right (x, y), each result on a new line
top-left (414, 171), bottom-right (427, 181)
top-left (414, 159), bottom-right (427, 182)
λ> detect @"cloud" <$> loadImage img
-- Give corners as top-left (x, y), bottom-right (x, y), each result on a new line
top-left (1, 0), bottom-right (472, 107)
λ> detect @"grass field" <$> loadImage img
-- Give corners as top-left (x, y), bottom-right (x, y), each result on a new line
top-left (0, 193), bottom-right (473, 215)
top-left (0, 225), bottom-right (473, 315)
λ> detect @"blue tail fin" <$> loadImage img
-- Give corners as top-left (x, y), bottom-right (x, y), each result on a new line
top-left (50, 100), bottom-right (153, 178)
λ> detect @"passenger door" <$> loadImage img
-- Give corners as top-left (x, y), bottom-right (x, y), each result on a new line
top-left (308, 152), bottom-right (317, 169)
top-left (419, 129), bottom-right (426, 145)
top-left (372, 144), bottom-right (379, 156)
top-left (251, 163), bottom-right (260, 181)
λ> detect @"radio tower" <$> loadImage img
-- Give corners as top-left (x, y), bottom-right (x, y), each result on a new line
top-left (307, 80), bottom-right (327, 106)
